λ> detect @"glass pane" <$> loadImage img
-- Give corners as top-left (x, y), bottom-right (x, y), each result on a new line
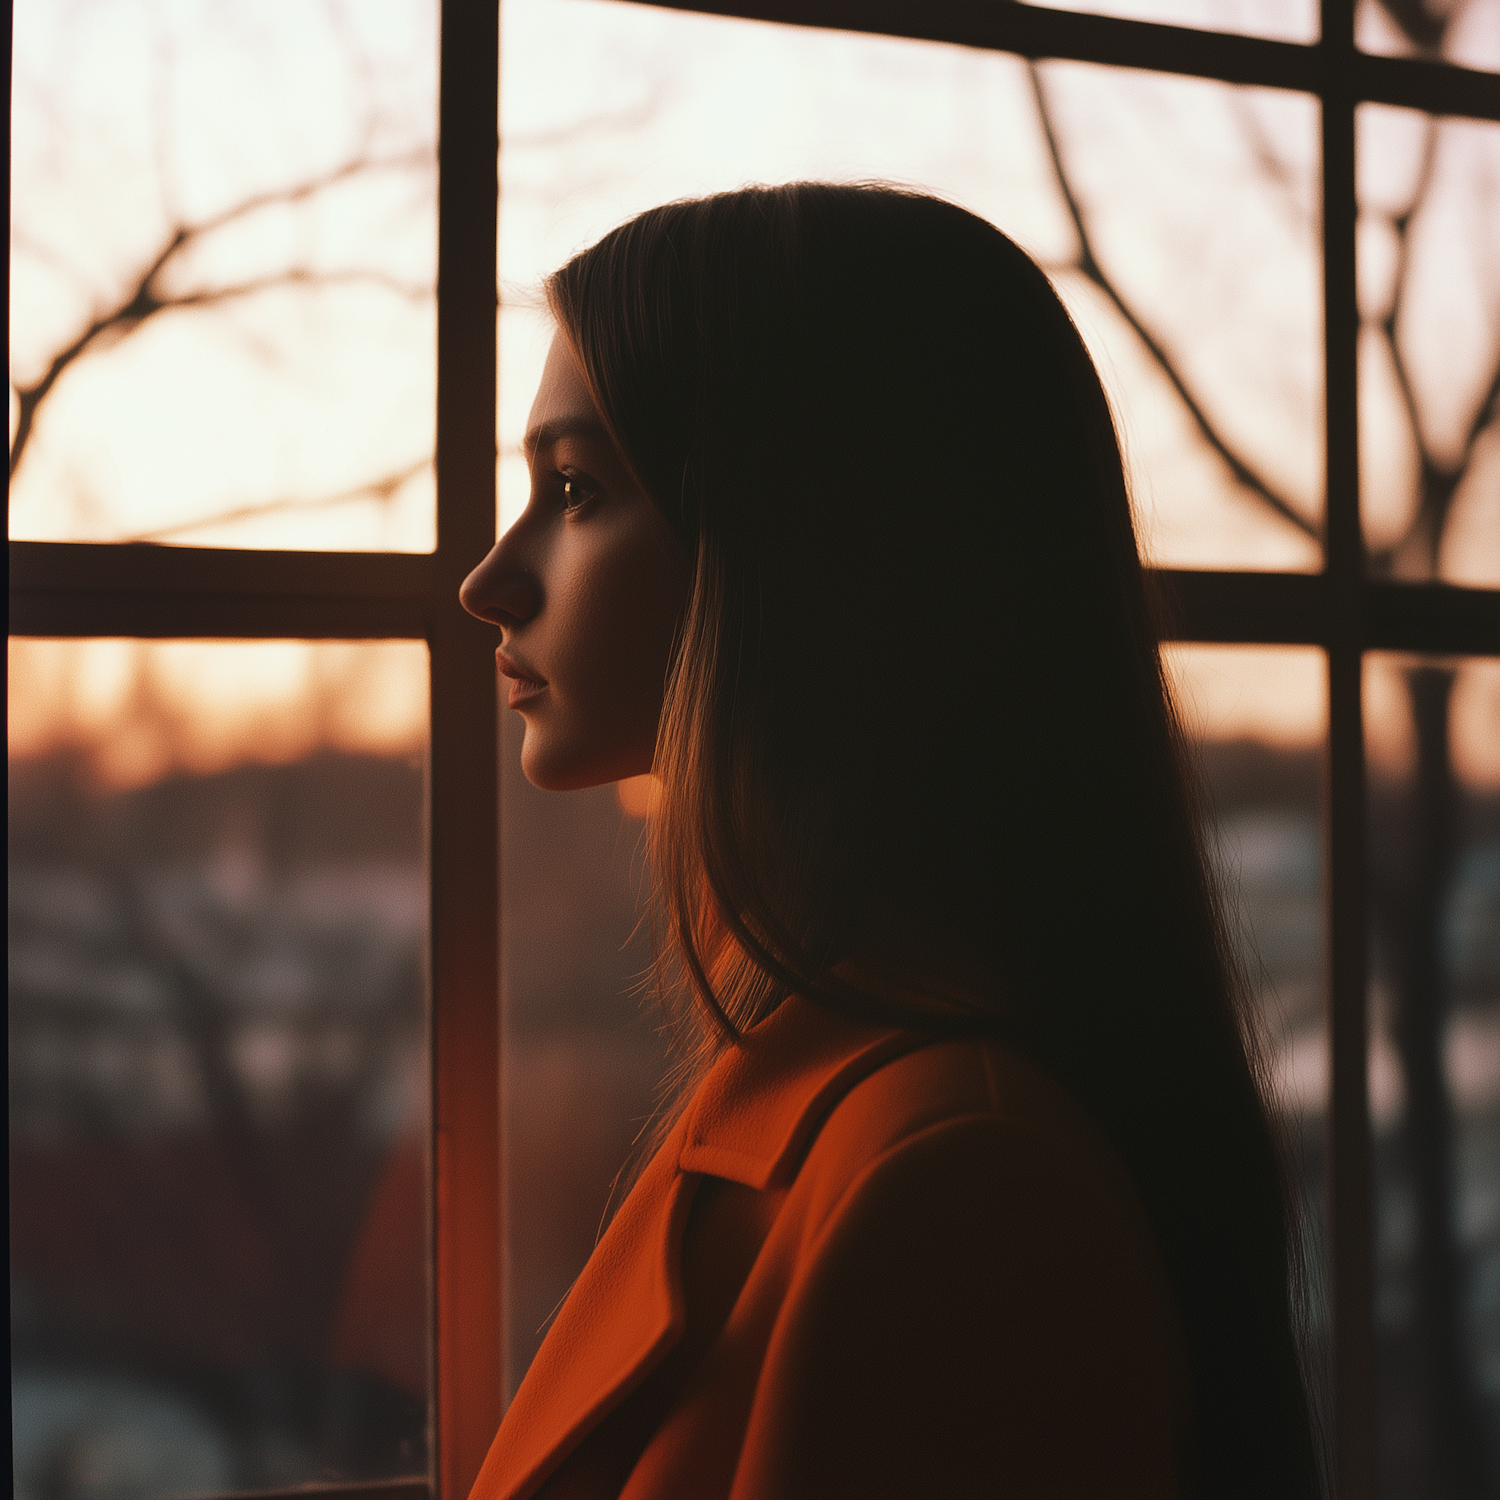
top-left (9, 640), bottom-right (431, 1496)
top-left (1367, 653), bottom-right (1500, 1497)
top-left (501, 713), bottom-right (670, 1399)
top-left (1357, 0), bottom-right (1500, 73)
top-left (1164, 643), bottom-right (1330, 1429)
top-left (9, 1), bottom-right (437, 551)
top-left (499, 0), bottom-right (1324, 570)
top-left (1020, 0), bottom-right (1317, 44)
top-left (1358, 106), bottom-right (1500, 584)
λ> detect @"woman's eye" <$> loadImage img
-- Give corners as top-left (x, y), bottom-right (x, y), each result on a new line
top-left (560, 473), bottom-right (596, 513)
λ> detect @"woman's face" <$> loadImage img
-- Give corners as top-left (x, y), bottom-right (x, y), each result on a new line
top-left (460, 333), bottom-right (690, 790)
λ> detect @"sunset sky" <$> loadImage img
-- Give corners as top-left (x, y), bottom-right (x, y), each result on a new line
top-left (8, 0), bottom-right (1498, 783)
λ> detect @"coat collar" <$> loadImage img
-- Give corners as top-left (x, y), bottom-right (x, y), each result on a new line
top-left (677, 994), bottom-right (924, 1188)
top-left (470, 995), bottom-right (922, 1500)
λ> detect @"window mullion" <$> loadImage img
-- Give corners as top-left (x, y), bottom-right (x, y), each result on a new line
top-left (8, 540), bottom-right (435, 639)
top-left (1353, 48), bottom-right (1500, 120)
top-left (1322, 1), bottom-right (1376, 1495)
top-left (1147, 570), bottom-right (1500, 653)
top-left (430, 0), bottom-right (503, 1493)
top-left (632, 0), bottom-right (1500, 121)
top-left (637, 0), bottom-right (1321, 88)
top-left (8, 540), bottom-right (434, 598)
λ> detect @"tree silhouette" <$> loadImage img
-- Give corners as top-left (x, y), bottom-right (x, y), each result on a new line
top-left (8, 0), bottom-right (437, 542)
top-left (8, 155), bottom-right (433, 488)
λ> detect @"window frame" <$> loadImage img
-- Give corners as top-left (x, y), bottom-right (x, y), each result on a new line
top-left (8, 2), bottom-right (501, 1495)
top-left (7, 0), bottom-right (1500, 1495)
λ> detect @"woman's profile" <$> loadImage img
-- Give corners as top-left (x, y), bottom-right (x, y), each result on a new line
top-left (461, 182), bottom-right (1320, 1499)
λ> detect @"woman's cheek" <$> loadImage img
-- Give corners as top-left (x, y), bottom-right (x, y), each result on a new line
top-left (523, 584), bottom-right (655, 786)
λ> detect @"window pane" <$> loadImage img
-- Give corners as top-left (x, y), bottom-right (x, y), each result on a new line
top-left (1165, 643), bottom-right (1331, 1429)
top-left (500, 0), bottom-right (1324, 570)
top-left (8, 1), bottom-right (437, 551)
top-left (1020, 0), bottom-right (1317, 44)
top-left (1357, 0), bottom-right (1500, 74)
top-left (8, 640), bottom-right (431, 1496)
top-left (1358, 106), bottom-right (1500, 585)
top-left (1367, 653), bottom-right (1500, 1497)
top-left (501, 714), bottom-right (669, 1399)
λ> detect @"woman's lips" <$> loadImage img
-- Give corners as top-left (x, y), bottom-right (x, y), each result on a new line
top-left (496, 650), bottom-right (547, 709)
top-left (507, 676), bottom-right (547, 709)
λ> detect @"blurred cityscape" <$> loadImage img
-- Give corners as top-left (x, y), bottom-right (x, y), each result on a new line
top-left (9, 749), bottom-right (431, 1498)
top-left (1367, 662), bottom-right (1500, 1495)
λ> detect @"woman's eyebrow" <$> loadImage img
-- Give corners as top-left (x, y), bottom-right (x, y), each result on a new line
top-left (522, 416), bottom-right (611, 461)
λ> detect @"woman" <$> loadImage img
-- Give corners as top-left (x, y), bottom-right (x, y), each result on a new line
top-left (461, 183), bottom-right (1319, 1499)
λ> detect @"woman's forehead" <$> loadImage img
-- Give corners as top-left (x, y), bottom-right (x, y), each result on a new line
top-left (524, 334), bottom-right (608, 459)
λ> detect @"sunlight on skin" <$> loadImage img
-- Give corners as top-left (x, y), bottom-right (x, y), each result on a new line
top-left (461, 334), bottom-right (691, 793)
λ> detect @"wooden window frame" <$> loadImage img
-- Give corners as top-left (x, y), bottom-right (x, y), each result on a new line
top-left (8, 1), bottom-right (1499, 1495)
top-left (8, 2), bottom-right (501, 1495)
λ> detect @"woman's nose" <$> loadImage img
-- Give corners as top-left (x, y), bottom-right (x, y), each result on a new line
top-left (460, 536), bottom-right (543, 630)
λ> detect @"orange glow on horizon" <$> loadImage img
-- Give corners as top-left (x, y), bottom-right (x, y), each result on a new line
top-left (1163, 643), bottom-right (1325, 750)
top-left (7, 638), bottom-right (429, 791)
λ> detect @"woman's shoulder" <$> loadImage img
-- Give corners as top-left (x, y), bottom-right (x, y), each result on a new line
top-left (679, 993), bottom-right (1178, 1321)
top-left (800, 1029), bottom-right (1154, 1244)
top-left (727, 1024), bottom-right (1191, 1497)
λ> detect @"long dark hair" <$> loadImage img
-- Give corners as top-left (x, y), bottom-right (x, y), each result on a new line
top-left (547, 182), bottom-right (1319, 1498)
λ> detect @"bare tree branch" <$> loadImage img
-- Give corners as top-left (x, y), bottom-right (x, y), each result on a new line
top-left (1372, 115), bottom-right (1449, 575)
top-left (1027, 63), bottom-right (1319, 542)
top-left (1372, 107), bottom-right (1500, 577)
top-left (128, 458), bottom-right (431, 542)
top-left (9, 151), bottom-right (432, 480)
top-left (1227, 92), bottom-right (1318, 240)
top-left (1379, 0), bottom-right (1451, 52)
top-left (168, 264), bottom-right (430, 312)
top-left (500, 52), bottom-right (674, 156)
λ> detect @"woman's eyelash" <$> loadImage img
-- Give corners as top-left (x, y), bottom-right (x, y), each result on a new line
top-left (557, 470), bottom-right (597, 512)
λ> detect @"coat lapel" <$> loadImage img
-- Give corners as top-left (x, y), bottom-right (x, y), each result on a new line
top-left (468, 1108), bottom-right (698, 1500)
top-left (468, 997), bottom-right (925, 1500)
top-left (678, 997), bottom-right (925, 1189)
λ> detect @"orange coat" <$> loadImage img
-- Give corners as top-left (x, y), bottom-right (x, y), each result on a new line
top-left (471, 996), bottom-right (1187, 1500)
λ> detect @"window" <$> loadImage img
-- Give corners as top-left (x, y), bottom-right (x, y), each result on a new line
top-left (11, 3), bottom-right (1498, 1498)
top-left (10, 1), bottom-right (497, 1495)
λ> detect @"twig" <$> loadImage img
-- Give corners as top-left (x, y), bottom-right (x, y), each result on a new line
top-left (1227, 91), bottom-right (1317, 240)
top-left (9, 152), bottom-right (432, 480)
top-left (127, 458), bottom-right (431, 542)
top-left (1375, 113), bottom-right (1500, 574)
top-left (1027, 63), bottom-right (1319, 542)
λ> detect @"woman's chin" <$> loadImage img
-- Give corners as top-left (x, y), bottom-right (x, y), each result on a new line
top-left (519, 730), bottom-right (647, 794)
